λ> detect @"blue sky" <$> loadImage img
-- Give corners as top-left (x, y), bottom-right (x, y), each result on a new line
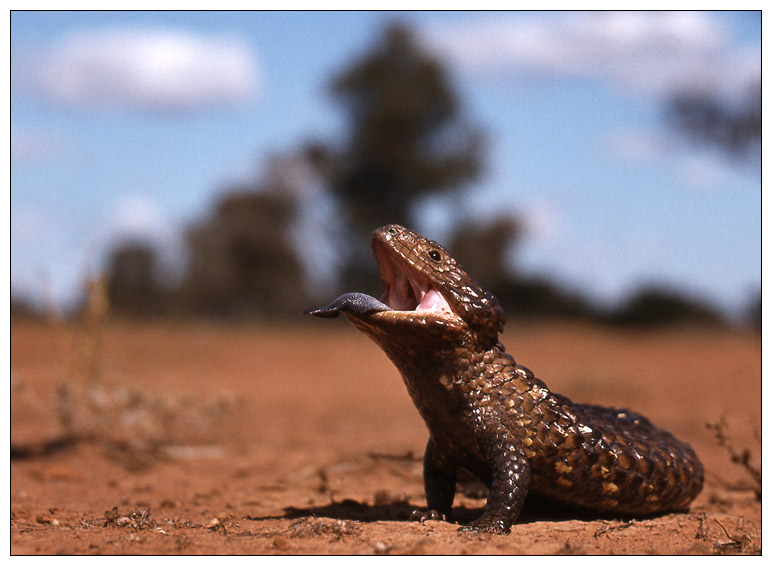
top-left (10, 10), bottom-right (761, 317)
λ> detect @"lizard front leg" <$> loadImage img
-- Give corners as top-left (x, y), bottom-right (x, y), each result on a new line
top-left (460, 425), bottom-right (531, 534)
top-left (411, 437), bottom-right (456, 523)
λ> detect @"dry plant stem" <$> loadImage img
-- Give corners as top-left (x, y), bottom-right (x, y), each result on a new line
top-left (705, 418), bottom-right (761, 499)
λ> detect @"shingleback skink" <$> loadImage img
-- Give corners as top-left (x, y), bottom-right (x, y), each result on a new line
top-left (307, 224), bottom-right (704, 533)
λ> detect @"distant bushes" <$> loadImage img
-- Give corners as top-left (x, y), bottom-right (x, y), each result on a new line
top-left (600, 286), bottom-right (725, 327)
top-left (105, 242), bottom-right (171, 318)
top-left (500, 280), bottom-right (727, 328)
top-left (95, 209), bottom-right (733, 327)
top-left (447, 216), bottom-right (729, 328)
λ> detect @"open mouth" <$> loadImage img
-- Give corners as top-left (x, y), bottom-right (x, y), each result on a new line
top-left (305, 240), bottom-right (458, 321)
top-left (374, 242), bottom-right (455, 316)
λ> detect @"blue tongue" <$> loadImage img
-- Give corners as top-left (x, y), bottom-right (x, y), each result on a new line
top-left (305, 293), bottom-right (390, 318)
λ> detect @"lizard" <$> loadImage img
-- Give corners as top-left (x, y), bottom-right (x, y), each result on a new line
top-left (306, 224), bottom-right (704, 533)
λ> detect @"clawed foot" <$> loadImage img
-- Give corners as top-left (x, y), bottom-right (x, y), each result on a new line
top-left (410, 510), bottom-right (510, 534)
top-left (410, 509), bottom-right (448, 523)
top-left (458, 517), bottom-right (510, 534)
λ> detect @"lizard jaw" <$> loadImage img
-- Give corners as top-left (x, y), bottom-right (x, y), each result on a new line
top-left (374, 239), bottom-right (457, 318)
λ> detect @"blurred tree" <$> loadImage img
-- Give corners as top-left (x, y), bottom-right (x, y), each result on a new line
top-left (178, 167), bottom-right (308, 319)
top-left (106, 242), bottom-right (168, 317)
top-left (323, 22), bottom-right (484, 289)
top-left (667, 80), bottom-right (760, 161)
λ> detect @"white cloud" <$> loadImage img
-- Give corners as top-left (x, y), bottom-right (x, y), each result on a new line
top-left (110, 194), bottom-right (169, 239)
top-left (673, 152), bottom-right (732, 190)
top-left (25, 27), bottom-right (260, 111)
top-left (425, 11), bottom-right (759, 99)
top-left (100, 193), bottom-right (180, 251)
top-left (11, 130), bottom-right (66, 162)
top-left (605, 129), bottom-right (663, 162)
top-left (11, 206), bottom-right (49, 244)
top-left (605, 126), bottom-right (744, 191)
top-left (520, 198), bottom-right (563, 244)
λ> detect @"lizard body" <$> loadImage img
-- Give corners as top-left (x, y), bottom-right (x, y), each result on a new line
top-left (307, 224), bottom-right (703, 533)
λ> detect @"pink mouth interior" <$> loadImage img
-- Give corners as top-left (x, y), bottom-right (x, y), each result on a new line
top-left (376, 248), bottom-right (454, 316)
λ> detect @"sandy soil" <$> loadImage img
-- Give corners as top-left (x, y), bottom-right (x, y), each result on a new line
top-left (10, 318), bottom-right (761, 555)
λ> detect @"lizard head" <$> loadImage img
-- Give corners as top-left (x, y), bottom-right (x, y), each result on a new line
top-left (306, 224), bottom-right (505, 340)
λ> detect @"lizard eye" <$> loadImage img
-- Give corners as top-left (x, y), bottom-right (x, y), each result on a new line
top-left (428, 250), bottom-right (442, 262)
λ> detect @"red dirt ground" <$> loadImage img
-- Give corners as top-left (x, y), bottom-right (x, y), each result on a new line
top-left (10, 318), bottom-right (761, 555)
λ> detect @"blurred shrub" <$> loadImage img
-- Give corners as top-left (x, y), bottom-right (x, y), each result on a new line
top-left (501, 277), bottom-right (595, 320)
top-left (743, 290), bottom-right (761, 331)
top-left (603, 286), bottom-right (724, 327)
top-left (177, 188), bottom-right (308, 319)
top-left (667, 80), bottom-right (760, 161)
top-left (11, 295), bottom-right (43, 319)
top-left (106, 242), bottom-right (169, 317)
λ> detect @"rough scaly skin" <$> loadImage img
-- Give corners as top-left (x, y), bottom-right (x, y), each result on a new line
top-left (307, 224), bottom-right (704, 533)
